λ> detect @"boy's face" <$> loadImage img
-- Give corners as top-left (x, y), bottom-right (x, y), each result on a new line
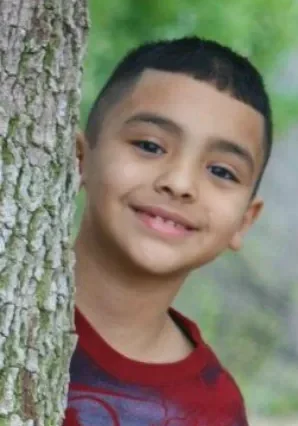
top-left (78, 70), bottom-right (264, 276)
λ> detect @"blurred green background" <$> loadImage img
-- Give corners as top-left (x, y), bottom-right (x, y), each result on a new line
top-left (75, 0), bottom-right (298, 420)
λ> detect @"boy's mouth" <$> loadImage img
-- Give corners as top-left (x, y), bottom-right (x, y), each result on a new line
top-left (131, 205), bottom-right (198, 236)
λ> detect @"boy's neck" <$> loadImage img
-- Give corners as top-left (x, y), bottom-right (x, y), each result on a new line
top-left (74, 225), bottom-right (192, 362)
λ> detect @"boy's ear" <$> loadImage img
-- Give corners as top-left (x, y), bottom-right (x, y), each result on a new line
top-left (76, 131), bottom-right (88, 187)
top-left (229, 197), bottom-right (264, 251)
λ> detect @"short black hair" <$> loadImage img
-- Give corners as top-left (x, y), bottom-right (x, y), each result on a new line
top-left (86, 37), bottom-right (273, 196)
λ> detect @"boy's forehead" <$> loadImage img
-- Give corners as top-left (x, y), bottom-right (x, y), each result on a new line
top-left (116, 69), bottom-right (263, 130)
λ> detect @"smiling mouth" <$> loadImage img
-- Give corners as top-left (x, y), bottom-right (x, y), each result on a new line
top-left (132, 207), bottom-right (197, 237)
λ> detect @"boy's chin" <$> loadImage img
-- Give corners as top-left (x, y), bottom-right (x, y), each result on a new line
top-left (128, 245), bottom-right (226, 278)
top-left (124, 247), bottom-right (202, 279)
top-left (131, 257), bottom-right (189, 278)
top-left (113, 230), bottom-right (226, 279)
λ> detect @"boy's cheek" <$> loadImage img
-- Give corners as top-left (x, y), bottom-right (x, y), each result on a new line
top-left (95, 162), bottom-right (146, 194)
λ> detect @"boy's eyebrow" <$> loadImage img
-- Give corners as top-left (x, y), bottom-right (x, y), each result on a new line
top-left (124, 113), bottom-right (183, 136)
top-left (208, 138), bottom-right (255, 173)
top-left (124, 113), bottom-right (255, 173)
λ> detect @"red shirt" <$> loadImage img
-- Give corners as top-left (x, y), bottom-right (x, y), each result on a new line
top-left (63, 308), bottom-right (249, 425)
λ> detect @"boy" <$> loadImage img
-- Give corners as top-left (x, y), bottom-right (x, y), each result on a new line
top-left (63, 37), bottom-right (272, 425)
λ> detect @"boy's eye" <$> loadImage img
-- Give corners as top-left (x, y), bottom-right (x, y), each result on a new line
top-left (208, 165), bottom-right (239, 182)
top-left (131, 140), bottom-right (166, 155)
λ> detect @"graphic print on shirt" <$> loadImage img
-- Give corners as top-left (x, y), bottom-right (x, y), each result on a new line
top-left (64, 347), bottom-right (248, 426)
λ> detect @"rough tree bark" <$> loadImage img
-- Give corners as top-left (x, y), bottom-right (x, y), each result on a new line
top-left (0, 1), bottom-right (88, 425)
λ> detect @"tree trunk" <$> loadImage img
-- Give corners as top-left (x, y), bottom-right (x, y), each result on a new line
top-left (0, 1), bottom-right (88, 425)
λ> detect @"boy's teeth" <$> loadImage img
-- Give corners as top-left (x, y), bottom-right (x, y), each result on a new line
top-left (154, 215), bottom-right (179, 228)
top-left (136, 209), bottom-right (190, 230)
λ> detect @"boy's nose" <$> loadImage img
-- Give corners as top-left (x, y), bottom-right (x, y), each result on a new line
top-left (154, 162), bottom-right (198, 203)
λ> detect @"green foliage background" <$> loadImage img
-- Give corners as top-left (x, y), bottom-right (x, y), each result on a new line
top-left (75, 0), bottom-right (298, 417)
top-left (81, 0), bottom-right (298, 131)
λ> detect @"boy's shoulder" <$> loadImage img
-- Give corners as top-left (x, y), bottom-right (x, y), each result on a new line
top-left (171, 308), bottom-right (247, 401)
top-left (168, 308), bottom-right (249, 424)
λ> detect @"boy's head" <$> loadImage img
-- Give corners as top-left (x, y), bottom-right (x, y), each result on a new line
top-left (78, 37), bottom-right (272, 277)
